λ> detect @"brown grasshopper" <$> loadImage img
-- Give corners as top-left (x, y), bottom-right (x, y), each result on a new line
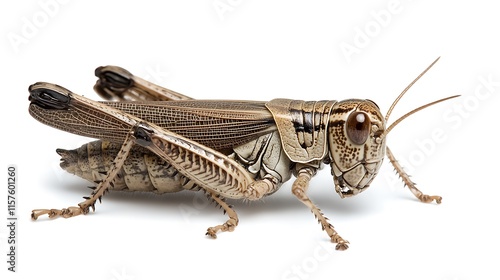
top-left (29, 57), bottom-right (457, 250)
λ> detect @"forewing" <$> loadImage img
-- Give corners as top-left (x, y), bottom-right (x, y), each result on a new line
top-left (104, 100), bottom-right (276, 151)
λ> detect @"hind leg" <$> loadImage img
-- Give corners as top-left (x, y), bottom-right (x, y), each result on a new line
top-left (32, 130), bottom-right (136, 220)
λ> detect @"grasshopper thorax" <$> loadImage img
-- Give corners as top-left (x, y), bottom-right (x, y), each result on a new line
top-left (266, 98), bottom-right (386, 198)
top-left (327, 99), bottom-right (386, 198)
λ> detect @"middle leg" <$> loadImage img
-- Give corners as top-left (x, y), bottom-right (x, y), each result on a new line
top-left (204, 188), bottom-right (239, 238)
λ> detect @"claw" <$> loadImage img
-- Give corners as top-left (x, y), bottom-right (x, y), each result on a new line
top-left (335, 241), bottom-right (350, 251)
top-left (331, 235), bottom-right (350, 250)
top-left (206, 228), bottom-right (218, 239)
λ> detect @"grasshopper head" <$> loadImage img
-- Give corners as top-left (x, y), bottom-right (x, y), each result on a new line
top-left (328, 99), bottom-right (386, 198)
top-left (326, 58), bottom-right (459, 199)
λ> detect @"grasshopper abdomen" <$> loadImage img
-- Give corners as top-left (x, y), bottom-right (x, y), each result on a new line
top-left (58, 140), bottom-right (190, 193)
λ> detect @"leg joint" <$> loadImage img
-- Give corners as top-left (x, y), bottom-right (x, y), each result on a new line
top-left (133, 122), bottom-right (154, 147)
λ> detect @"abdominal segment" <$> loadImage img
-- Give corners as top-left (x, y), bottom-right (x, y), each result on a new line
top-left (57, 140), bottom-right (193, 193)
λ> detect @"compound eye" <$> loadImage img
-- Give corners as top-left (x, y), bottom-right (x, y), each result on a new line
top-left (346, 112), bottom-right (371, 145)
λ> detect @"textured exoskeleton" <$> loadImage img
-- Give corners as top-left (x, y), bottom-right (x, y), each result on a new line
top-left (28, 59), bottom-right (457, 250)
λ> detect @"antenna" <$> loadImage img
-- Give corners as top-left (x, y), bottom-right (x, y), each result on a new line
top-left (381, 95), bottom-right (460, 139)
top-left (385, 57), bottom-right (441, 122)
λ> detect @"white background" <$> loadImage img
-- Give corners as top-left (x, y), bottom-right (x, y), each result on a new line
top-left (1, 1), bottom-right (499, 280)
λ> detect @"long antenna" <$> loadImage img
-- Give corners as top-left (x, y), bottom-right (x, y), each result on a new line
top-left (381, 95), bottom-right (460, 139)
top-left (385, 57), bottom-right (441, 122)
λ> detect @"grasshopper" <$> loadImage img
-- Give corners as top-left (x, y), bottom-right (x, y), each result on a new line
top-left (29, 57), bottom-right (457, 250)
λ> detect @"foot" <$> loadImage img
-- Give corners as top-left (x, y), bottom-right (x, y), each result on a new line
top-left (417, 194), bottom-right (442, 204)
top-left (206, 218), bottom-right (238, 238)
top-left (331, 235), bottom-right (350, 251)
top-left (31, 206), bottom-right (88, 220)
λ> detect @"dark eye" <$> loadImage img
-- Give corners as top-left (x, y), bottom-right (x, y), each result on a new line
top-left (346, 112), bottom-right (371, 145)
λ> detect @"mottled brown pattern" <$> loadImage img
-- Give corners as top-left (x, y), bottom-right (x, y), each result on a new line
top-left (30, 60), bottom-right (452, 249)
top-left (266, 99), bottom-right (336, 163)
top-left (326, 99), bottom-right (386, 197)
